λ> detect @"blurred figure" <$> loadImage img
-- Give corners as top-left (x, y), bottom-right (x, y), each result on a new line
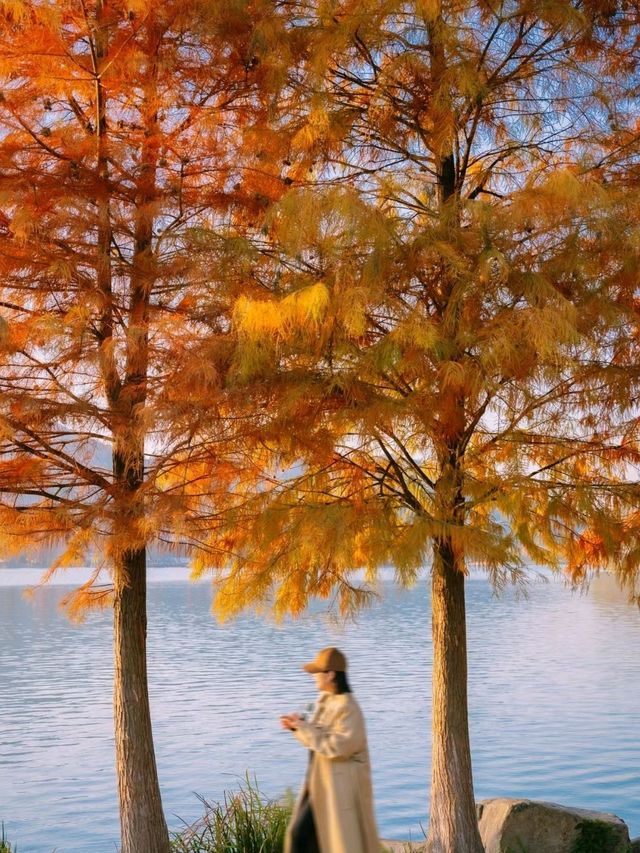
top-left (280, 646), bottom-right (380, 853)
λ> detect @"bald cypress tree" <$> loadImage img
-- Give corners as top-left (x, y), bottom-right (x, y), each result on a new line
top-left (202, 3), bottom-right (640, 851)
top-left (0, 1), bottom-right (292, 849)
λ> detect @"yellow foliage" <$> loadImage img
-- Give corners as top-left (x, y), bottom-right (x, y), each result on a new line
top-left (438, 359), bottom-right (466, 391)
top-left (515, 169), bottom-right (608, 226)
top-left (415, 0), bottom-right (440, 23)
top-left (9, 206), bottom-right (36, 243)
top-left (431, 239), bottom-right (470, 273)
top-left (234, 282), bottom-right (329, 340)
top-left (233, 296), bottom-right (282, 337)
top-left (335, 283), bottom-right (370, 338)
top-left (394, 314), bottom-right (439, 351)
top-left (444, 60), bottom-right (486, 102)
top-left (41, 527), bottom-right (94, 583)
top-left (281, 281), bottom-right (330, 326)
top-left (477, 248), bottom-right (509, 286)
top-left (0, 314), bottom-right (8, 346)
top-left (59, 570), bottom-right (113, 622)
top-left (291, 107), bottom-right (331, 152)
top-left (542, 169), bottom-right (584, 203)
top-left (0, 0), bottom-right (31, 23)
top-left (122, 0), bottom-right (150, 15)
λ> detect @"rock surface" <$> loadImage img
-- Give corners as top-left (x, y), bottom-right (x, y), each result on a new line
top-left (630, 837), bottom-right (640, 853)
top-left (476, 798), bottom-right (630, 853)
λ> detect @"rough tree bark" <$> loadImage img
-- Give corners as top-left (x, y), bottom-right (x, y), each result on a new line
top-left (426, 7), bottom-right (484, 846)
top-left (428, 532), bottom-right (484, 853)
top-left (111, 13), bottom-right (169, 847)
top-left (93, 4), bottom-right (169, 848)
top-left (113, 523), bottom-right (170, 853)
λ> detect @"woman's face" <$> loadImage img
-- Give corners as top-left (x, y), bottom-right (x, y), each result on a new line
top-left (314, 670), bottom-right (336, 692)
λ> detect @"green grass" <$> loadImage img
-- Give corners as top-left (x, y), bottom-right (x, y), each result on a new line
top-left (170, 773), bottom-right (294, 853)
top-left (1, 777), bottom-right (292, 853)
top-left (1, 822), bottom-right (15, 853)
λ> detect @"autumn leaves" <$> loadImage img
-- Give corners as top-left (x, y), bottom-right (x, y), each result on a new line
top-left (1, 2), bottom-right (640, 852)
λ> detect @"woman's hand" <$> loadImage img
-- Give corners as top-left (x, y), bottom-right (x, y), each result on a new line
top-left (280, 713), bottom-right (302, 731)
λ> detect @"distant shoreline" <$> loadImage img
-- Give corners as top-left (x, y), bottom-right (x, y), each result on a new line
top-left (0, 564), bottom-right (427, 588)
top-left (0, 565), bottom-right (200, 587)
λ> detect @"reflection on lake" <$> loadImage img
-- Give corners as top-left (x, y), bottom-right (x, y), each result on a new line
top-left (0, 568), bottom-right (639, 852)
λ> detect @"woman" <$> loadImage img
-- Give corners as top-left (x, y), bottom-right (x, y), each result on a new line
top-left (280, 646), bottom-right (380, 853)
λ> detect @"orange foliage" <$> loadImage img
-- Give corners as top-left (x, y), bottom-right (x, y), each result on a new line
top-left (197, 0), bottom-right (640, 621)
top-left (0, 0), bottom-right (299, 601)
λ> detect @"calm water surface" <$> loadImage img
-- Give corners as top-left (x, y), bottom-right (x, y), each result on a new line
top-left (1, 568), bottom-right (639, 852)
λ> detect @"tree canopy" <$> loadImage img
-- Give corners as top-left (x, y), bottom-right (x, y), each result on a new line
top-left (195, 3), bottom-right (640, 849)
top-left (2, 2), bottom-right (639, 851)
top-left (198, 1), bottom-right (640, 619)
top-left (0, 1), bottom-right (296, 850)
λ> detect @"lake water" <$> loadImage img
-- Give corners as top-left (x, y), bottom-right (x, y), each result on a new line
top-left (1, 567), bottom-right (639, 852)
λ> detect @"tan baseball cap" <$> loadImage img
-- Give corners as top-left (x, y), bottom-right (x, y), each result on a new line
top-left (302, 647), bottom-right (348, 673)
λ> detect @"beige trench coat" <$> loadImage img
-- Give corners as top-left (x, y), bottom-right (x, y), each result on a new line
top-left (284, 691), bottom-right (380, 853)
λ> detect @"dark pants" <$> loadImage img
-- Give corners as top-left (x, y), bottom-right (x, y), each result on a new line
top-left (290, 791), bottom-right (320, 853)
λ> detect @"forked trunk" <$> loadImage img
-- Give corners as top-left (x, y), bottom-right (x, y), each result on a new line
top-left (113, 545), bottom-right (170, 853)
top-left (427, 538), bottom-right (484, 853)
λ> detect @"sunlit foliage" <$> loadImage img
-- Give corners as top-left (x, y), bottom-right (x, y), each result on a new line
top-left (202, 1), bottom-right (640, 622)
top-left (0, 0), bottom-right (295, 603)
top-left (0, 2), bottom-right (296, 851)
top-left (198, 6), bottom-right (640, 847)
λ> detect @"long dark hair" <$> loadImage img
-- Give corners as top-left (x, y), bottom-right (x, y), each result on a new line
top-left (332, 670), bottom-right (351, 694)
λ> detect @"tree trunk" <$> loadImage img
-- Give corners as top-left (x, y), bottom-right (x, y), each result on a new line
top-left (426, 7), bottom-right (480, 841)
top-left (113, 543), bottom-right (170, 853)
top-left (110, 12), bottom-right (168, 851)
top-left (427, 537), bottom-right (484, 853)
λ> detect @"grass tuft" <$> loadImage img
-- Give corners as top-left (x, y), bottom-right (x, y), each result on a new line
top-left (0, 822), bottom-right (15, 853)
top-left (170, 772), bottom-right (294, 853)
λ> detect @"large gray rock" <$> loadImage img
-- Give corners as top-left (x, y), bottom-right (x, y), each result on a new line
top-left (476, 798), bottom-right (630, 853)
top-left (630, 837), bottom-right (640, 852)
